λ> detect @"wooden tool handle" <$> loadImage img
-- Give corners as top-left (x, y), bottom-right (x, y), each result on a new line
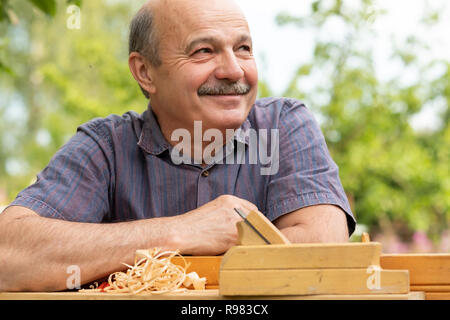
top-left (361, 232), bottom-right (371, 243)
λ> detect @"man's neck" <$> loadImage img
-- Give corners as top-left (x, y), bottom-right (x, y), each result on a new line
top-left (156, 120), bottom-right (236, 166)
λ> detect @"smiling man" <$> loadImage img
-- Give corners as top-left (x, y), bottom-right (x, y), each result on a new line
top-left (131, 0), bottom-right (259, 137)
top-left (129, 0), bottom-right (259, 164)
top-left (0, 0), bottom-right (355, 292)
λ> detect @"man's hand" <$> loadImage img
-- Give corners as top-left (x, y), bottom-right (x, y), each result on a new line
top-left (171, 195), bottom-right (258, 256)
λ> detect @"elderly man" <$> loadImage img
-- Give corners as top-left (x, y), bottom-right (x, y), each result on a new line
top-left (0, 0), bottom-right (355, 291)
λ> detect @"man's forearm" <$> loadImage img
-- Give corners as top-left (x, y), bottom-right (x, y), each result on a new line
top-left (0, 195), bottom-right (257, 292)
top-left (0, 206), bottom-right (179, 292)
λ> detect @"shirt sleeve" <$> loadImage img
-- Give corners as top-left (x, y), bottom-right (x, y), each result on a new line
top-left (265, 100), bottom-right (356, 236)
top-left (9, 121), bottom-right (113, 223)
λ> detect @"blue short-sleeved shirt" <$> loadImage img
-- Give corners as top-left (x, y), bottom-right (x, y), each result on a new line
top-left (10, 98), bottom-right (356, 235)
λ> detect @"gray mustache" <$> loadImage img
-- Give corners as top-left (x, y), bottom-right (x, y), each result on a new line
top-left (198, 81), bottom-right (251, 96)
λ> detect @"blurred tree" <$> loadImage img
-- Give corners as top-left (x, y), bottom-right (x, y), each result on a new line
top-left (0, 0), bottom-right (82, 72)
top-left (275, 0), bottom-right (449, 244)
top-left (0, 0), bottom-right (146, 201)
top-left (0, 0), bottom-right (82, 22)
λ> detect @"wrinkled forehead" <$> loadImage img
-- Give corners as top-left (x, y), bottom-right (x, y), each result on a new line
top-left (153, 0), bottom-right (251, 48)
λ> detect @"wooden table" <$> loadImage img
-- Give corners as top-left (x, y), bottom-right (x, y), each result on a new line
top-left (381, 254), bottom-right (450, 300)
top-left (0, 290), bottom-right (424, 300)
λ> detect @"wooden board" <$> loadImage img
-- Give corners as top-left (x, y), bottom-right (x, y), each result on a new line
top-left (0, 290), bottom-right (424, 300)
top-left (237, 210), bottom-right (290, 245)
top-left (411, 285), bottom-right (450, 292)
top-left (410, 285), bottom-right (450, 300)
top-left (236, 222), bottom-right (268, 245)
top-left (219, 269), bottom-right (409, 296)
top-left (171, 256), bottom-right (222, 287)
top-left (380, 254), bottom-right (450, 285)
top-left (221, 243), bottom-right (382, 270)
top-left (424, 292), bottom-right (450, 300)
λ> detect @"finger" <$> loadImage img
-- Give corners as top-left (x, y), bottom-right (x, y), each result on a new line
top-left (238, 199), bottom-right (259, 213)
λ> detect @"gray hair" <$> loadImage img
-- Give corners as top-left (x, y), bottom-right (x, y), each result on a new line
top-left (129, 5), bottom-right (162, 99)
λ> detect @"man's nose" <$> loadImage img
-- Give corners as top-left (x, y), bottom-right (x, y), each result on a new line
top-left (215, 50), bottom-right (245, 82)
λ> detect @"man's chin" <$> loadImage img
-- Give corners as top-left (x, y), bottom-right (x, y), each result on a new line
top-left (197, 93), bottom-right (255, 129)
top-left (208, 109), bottom-right (250, 131)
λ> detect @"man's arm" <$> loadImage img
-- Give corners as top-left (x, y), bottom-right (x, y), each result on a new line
top-left (273, 205), bottom-right (350, 243)
top-left (0, 205), bottom-right (179, 292)
top-left (0, 195), bottom-right (256, 292)
top-left (266, 100), bottom-right (356, 239)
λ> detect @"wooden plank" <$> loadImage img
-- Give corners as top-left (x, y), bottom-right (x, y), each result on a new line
top-left (221, 243), bottom-right (382, 270)
top-left (219, 269), bottom-right (409, 296)
top-left (411, 285), bottom-right (450, 292)
top-left (293, 291), bottom-right (424, 300)
top-left (238, 210), bottom-right (290, 245)
top-left (236, 221), bottom-right (268, 245)
top-left (0, 290), bottom-right (221, 300)
top-left (424, 292), bottom-right (450, 300)
top-left (0, 290), bottom-right (424, 300)
top-left (171, 256), bottom-right (222, 286)
top-left (380, 254), bottom-right (450, 285)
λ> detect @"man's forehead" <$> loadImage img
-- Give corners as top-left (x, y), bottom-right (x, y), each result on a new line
top-left (185, 33), bottom-right (252, 53)
top-left (149, 0), bottom-right (250, 36)
top-left (147, 0), bottom-right (244, 14)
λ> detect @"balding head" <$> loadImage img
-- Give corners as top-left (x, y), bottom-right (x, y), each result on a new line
top-left (129, 0), bottom-right (248, 67)
top-left (128, 0), bottom-right (258, 129)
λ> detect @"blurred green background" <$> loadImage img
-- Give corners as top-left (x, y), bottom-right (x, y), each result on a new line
top-left (0, 0), bottom-right (449, 252)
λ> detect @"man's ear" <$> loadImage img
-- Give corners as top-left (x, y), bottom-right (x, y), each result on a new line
top-left (128, 52), bottom-right (157, 95)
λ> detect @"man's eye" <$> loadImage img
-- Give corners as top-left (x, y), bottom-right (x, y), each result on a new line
top-left (238, 45), bottom-right (251, 52)
top-left (193, 48), bottom-right (213, 55)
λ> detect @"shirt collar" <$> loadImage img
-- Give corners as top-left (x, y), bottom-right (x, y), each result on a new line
top-left (137, 103), bottom-right (253, 156)
top-left (137, 106), bottom-right (171, 156)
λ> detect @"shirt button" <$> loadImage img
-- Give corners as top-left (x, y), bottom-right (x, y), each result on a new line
top-left (202, 171), bottom-right (210, 177)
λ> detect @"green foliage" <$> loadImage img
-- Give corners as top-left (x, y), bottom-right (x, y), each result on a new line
top-left (27, 0), bottom-right (57, 17)
top-left (0, 0), bottom-right (14, 23)
top-left (0, 59), bottom-right (12, 74)
top-left (275, 0), bottom-right (449, 242)
top-left (0, 0), bottom-right (83, 74)
top-left (0, 0), bottom-right (81, 21)
top-left (0, 0), bottom-right (145, 201)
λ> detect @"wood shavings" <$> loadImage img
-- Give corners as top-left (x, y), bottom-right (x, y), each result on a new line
top-left (79, 248), bottom-right (206, 294)
top-left (183, 272), bottom-right (207, 290)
